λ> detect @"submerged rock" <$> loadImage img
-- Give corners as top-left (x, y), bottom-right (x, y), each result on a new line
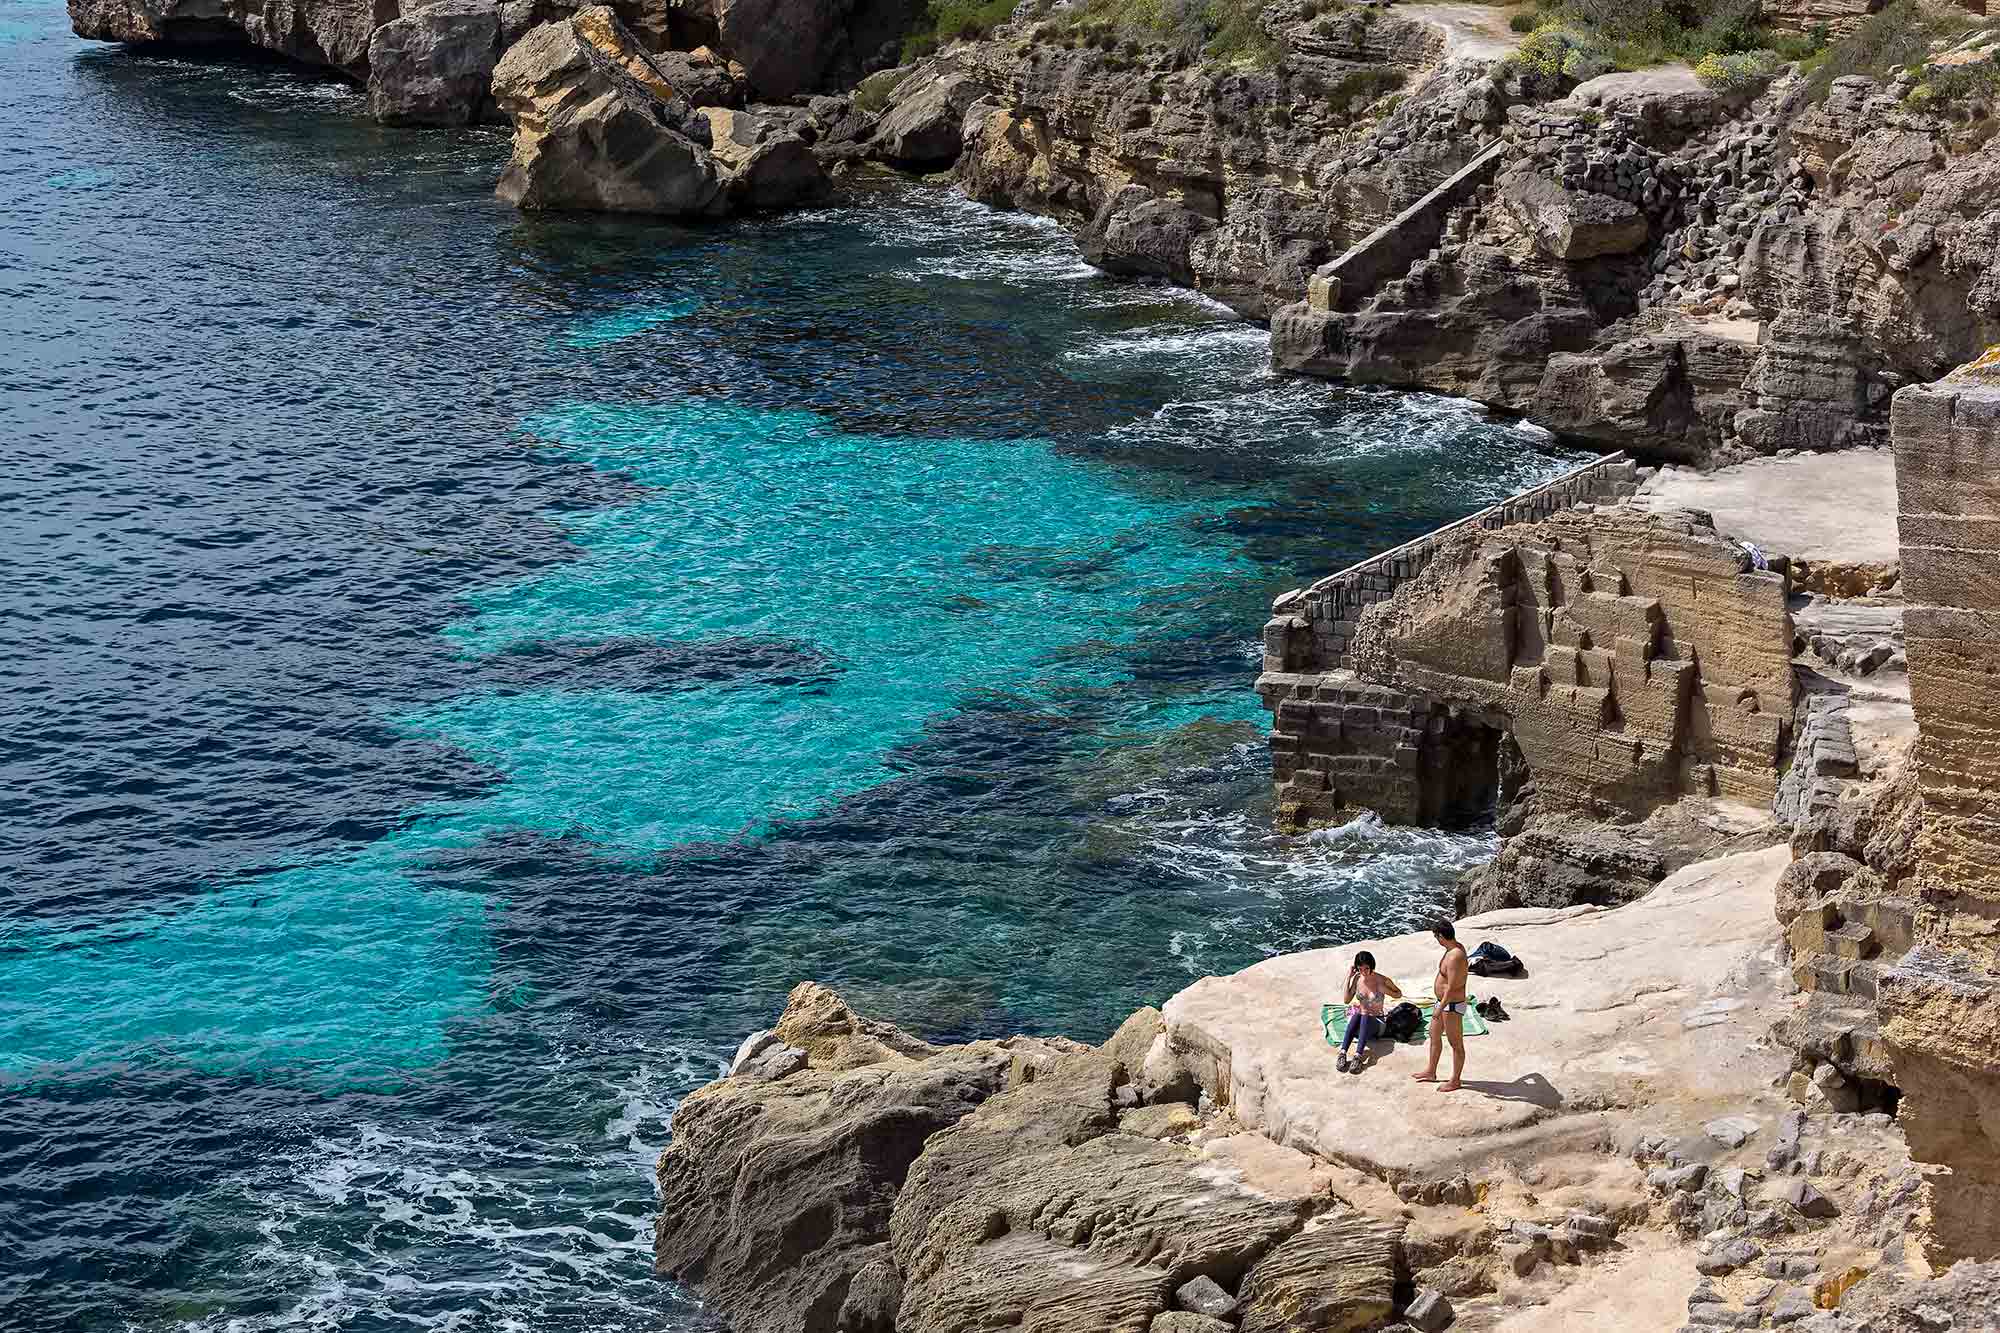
top-left (491, 6), bottom-right (723, 215)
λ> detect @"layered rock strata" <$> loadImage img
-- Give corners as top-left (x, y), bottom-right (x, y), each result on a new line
top-left (68, 0), bottom-right (398, 79)
top-left (1258, 462), bottom-right (1796, 911)
top-left (1874, 357), bottom-right (2000, 1263)
top-left (661, 874), bottom-right (2000, 1331)
top-left (654, 983), bottom-right (1401, 1333)
top-left (1256, 37), bottom-right (2000, 460)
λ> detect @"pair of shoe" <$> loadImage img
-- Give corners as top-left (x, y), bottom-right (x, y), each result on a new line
top-left (1476, 997), bottom-right (1509, 1021)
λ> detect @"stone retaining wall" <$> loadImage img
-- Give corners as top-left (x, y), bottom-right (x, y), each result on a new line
top-left (1264, 451), bottom-right (1644, 676)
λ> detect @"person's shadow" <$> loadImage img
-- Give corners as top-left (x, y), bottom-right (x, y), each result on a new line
top-left (1451, 1072), bottom-right (1563, 1109)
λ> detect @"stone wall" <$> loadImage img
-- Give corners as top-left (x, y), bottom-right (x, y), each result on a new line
top-left (1260, 494), bottom-right (1795, 835)
top-left (1264, 452), bottom-right (1644, 676)
top-left (1875, 359), bottom-right (2000, 1262)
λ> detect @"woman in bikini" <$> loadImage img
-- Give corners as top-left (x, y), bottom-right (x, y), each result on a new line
top-left (1336, 950), bottom-right (1402, 1074)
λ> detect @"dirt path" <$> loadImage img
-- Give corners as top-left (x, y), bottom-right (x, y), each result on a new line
top-left (1395, 2), bottom-right (1529, 60)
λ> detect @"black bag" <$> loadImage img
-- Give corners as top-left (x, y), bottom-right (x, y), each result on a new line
top-left (1382, 1002), bottom-right (1424, 1041)
top-left (1468, 941), bottom-right (1524, 978)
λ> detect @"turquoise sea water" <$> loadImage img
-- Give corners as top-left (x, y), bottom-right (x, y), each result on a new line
top-left (0, 5), bottom-right (1585, 1326)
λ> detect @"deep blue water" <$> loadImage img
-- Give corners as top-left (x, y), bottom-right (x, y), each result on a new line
top-left (0, 6), bottom-right (1584, 1328)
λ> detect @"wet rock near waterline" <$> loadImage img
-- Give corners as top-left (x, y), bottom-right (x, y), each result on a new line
top-left (700, 106), bottom-right (830, 212)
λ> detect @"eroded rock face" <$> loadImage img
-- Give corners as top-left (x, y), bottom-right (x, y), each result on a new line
top-left (656, 983), bottom-right (1402, 1333)
top-left (367, 0), bottom-right (541, 126)
top-left (1503, 171), bottom-right (1649, 261)
top-left (676, 0), bottom-right (910, 101)
top-left (1261, 497), bottom-right (1795, 907)
top-left (929, 17), bottom-right (1493, 319)
top-left (68, 0), bottom-right (388, 77)
top-left (869, 65), bottom-right (984, 169)
top-left (491, 6), bottom-right (723, 215)
top-left (1876, 367), bottom-right (2000, 1264)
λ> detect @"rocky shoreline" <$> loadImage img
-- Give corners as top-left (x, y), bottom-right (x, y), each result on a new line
top-left (65, 0), bottom-right (2000, 1324)
top-left (643, 364), bottom-right (2000, 1328)
top-left (67, 0), bottom-right (2000, 459)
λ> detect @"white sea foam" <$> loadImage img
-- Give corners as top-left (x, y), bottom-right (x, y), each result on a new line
top-left (180, 1038), bottom-right (727, 1333)
top-left (1062, 322), bottom-right (1269, 366)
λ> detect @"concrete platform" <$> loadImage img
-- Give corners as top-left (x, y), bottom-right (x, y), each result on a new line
top-left (1161, 843), bottom-right (1793, 1178)
top-left (1635, 450), bottom-right (1900, 564)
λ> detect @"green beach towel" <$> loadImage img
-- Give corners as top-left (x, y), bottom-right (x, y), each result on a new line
top-left (1321, 1000), bottom-right (1489, 1047)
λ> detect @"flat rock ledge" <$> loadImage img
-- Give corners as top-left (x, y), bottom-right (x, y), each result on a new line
top-left (655, 844), bottom-right (1999, 1332)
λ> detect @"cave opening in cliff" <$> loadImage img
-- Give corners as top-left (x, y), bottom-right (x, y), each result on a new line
top-left (1426, 711), bottom-right (1508, 828)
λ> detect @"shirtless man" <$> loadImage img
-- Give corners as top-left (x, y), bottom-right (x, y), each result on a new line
top-left (1412, 919), bottom-right (1469, 1092)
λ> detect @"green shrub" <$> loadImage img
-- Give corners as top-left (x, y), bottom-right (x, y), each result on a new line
top-left (900, 0), bottom-right (1021, 60)
top-left (1325, 64), bottom-right (1406, 108)
top-left (1504, 23), bottom-right (1615, 83)
top-left (1694, 47), bottom-right (1779, 90)
top-left (1509, 10), bottom-right (1539, 32)
top-left (1803, 0), bottom-right (1978, 101)
top-left (1531, 0), bottom-right (1828, 72)
top-left (1927, 55), bottom-right (2000, 104)
top-left (1203, 0), bottom-right (1282, 65)
top-left (1046, 0), bottom-right (1285, 68)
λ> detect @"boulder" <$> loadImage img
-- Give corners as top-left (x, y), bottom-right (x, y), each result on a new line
top-left (1083, 186), bottom-right (1219, 285)
top-left (1775, 852), bottom-right (1864, 927)
top-left (1501, 172), bottom-right (1649, 260)
top-left (1406, 1286), bottom-right (1456, 1331)
top-left (1781, 1177), bottom-right (1840, 1219)
top-left (368, 0), bottom-right (537, 126)
top-left (872, 68), bottom-right (988, 169)
top-left (491, 6), bottom-right (724, 216)
top-left (1236, 1211), bottom-right (1401, 1333)
top-left (649, 44), bottom-right (748, 107)
top-left (1152, 1314), bottom-right (1234, 1333)
top-left (1175, 1274), bottom-right (1237, 1318)
top-left (678, 0), bottom-right (899, 100)
top-left (700, 107), bottom-right (828, 212)
top-left (1100, 1006), bottom-right (1165, 1083)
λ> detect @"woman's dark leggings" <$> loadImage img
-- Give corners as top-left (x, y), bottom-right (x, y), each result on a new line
top-left (1341, 1009), bottom-right (1376, 1055)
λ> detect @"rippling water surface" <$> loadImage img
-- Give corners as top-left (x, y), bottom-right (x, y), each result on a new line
top-left (0, 7), bottom-right (1585, 1328)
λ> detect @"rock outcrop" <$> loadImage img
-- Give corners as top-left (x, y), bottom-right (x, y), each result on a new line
top-left (488, 6), bottom-right (824, 215)
top-left (840, 8), bottom-right (1491, 319)
top-left (1874, 358), bottom-right (2000, 1264)
top-left (701, 106), bottom-right (831, 211)
top-left (491, 7), bottom-right (724, 215)
top-left (655, 983), bottom-right (1402, 1333)
top-left (670, 0), bottom-right (913, 101)
top-left (367, 0), bottom-right (540, 125)
top-left (1273, 37), bottom-right (2000, 461)
top-left (68, 0), bottom-right (390, 76)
